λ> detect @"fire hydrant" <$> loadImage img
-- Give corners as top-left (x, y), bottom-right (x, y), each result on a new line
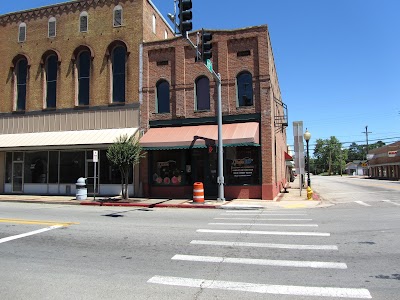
top-left (307, 186), bottom-right (313, 200)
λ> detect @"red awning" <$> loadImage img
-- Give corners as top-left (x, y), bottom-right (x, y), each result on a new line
top-left (285, 152), bottom-right (293, 161)
top-left (140, 122), bottom-right (260, 150)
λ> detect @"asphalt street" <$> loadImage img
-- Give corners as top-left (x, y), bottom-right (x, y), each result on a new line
top-left (0, 176), bottom-right (399, 299)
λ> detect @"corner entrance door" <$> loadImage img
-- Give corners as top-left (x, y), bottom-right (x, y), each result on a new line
top-left (12, 161), bottom-right (24, 193)
top-left (86, 160), bottom-right (99, 195)
top-left (192, 149), bottom-right (218, 197)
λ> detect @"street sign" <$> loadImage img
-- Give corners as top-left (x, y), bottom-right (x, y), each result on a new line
top-left (93, 150), bottom-right (98, 162)
top-left (206, 59), bottom-right (213, 73)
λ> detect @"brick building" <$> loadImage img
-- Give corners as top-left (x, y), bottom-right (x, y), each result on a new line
top-left (139, 25), bottom-right (289, 200)
top-left (0, 0), bottom-right (172, 195)
top-left (368, 141), bottom-right (400, 180)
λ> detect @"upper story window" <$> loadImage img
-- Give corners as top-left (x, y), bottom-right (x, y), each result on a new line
top-left (156, 79), bottom-right (170, 113)
top-left (18, 23), bottom-right (26, 43)
top-left (113, 5), bottom-right (123, 27)
top-left (48, 17), bottom-right (56, 38)
top-left (112, 45), bottom-right (126, 103)
top-left (195, 76), bottom-right (210, 111)
top-left (15, 57), bottom-right (28, 111)
top-left (78, 51), bottom-right (91, 106)
top-left (45, 54), bottom-right (58, 108)
top-left (152, 14), bottom-right (156, 34)
top-left (79, 11), bottom-right (88, 32)
top-left (236, 71), bottom-right (253, 107)
top-left (164, 30), bottom-right (168, 39)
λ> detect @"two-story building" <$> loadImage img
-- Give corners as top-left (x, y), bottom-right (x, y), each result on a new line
top-left (0, 0), bottom-right (172, 196)
top-left (139, 25), bottom-right (289, 200)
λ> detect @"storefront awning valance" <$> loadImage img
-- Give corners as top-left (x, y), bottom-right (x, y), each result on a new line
top-left (140, 122), bottom-right (260, 150)
top-left (0, 128), bottom-right (138, 151)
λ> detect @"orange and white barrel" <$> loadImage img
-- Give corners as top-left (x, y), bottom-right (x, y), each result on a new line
top-left (193, 182), bottom-right (204, 203)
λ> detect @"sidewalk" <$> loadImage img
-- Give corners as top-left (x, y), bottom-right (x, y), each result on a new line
top-left (0, 177), bottom-right (328, 209)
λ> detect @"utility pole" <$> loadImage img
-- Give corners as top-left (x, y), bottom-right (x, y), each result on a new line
top-left (362, 126), bottom-right (372, 176)
top-left (175, 0), bottom-right (225, 202)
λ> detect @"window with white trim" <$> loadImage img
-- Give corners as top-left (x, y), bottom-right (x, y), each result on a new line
top-left (113, 5), bottom-right (123, 27)
top-left (18, 23), bottom-right (26, 42)
top-left (45, 54), bottom-right (58, 108)
top-left (164, 30), bottom-right (168, 39)
top-left (79, 11), bottom-right (88, 32)
top-left (111, 46), bottom-right (126, 103)
top-left (152, 14), bottom-right (156, 34)
top-left (48, 17), bottom-right (56, 38)
top-left (15, 57), bottom-right (28, 111)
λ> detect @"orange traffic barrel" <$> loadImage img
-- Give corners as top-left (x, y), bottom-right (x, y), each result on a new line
top-left (193, 182), bottom-right (204, 203)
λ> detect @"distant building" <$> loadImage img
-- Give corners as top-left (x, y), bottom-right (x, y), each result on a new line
top-left (345, 161), bottom-right (367, 176)
top-left (368, 141), bottom-right (400, 180)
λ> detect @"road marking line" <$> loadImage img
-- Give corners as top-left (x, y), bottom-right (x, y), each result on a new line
top-left (221, 213), bottom-right (308, 216)
top-left (215, 217), bottom-right (313, 221)
top-left (0, 225), bottom-right (63, 244)
top-left (172, 254), bottom-right (347, 269)
top-left (197, 229), bottom-right (330, 236)
top-left (190, 240), bottom-right (338, 250)
top-left (382, 200), bottom-right (400, 206)
top-left (354, 201), bottom-right (371, 207)
top-left (148, 276), bottom-right (372, 298)
top-left (208, 222), bottom-right (318, 227)
top-left (0, 218), bottom-right (78, 226)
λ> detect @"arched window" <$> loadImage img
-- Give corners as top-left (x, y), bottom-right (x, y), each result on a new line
top-left (112, 46), bottom-right (126, 103)
top-left (113, 5), bottom-right (123, 27)
top-left (48, 17), bottom-right (56, 38)
top-left (156, 80), bottom-right (170, 113)
top-left (78, 51), bottom-right (91, 106)
top-left (18, 23), bottom-right (26, 43)
top-left (46, 55), bottom-right (58, 108)
top-left (195, 76), bottom-right (210, 111)
top-left (16, 58), bottom-right (28, 111)
top-left (79, 11), bottom-right (88, 32)
top-left (236, 71), bottom-right (253, 107)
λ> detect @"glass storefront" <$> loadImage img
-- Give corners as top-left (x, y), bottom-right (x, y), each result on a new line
top-left (149, 146), bottom-right (261, 189)
top-left (4, 149), bottom-right (133, 188)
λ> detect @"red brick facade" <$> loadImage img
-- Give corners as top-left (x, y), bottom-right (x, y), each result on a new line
top-left (368, 141), bottom-right (400, 180)
top-left (140, 26), bottom-right (288, 200)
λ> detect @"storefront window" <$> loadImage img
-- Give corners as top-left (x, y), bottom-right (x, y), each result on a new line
top-left (24, 152), bottom-right (48, 183)
top-left (48, 151), bottom-right (59, 183)
top-left (151, 150), bottom-right (186, 185)
top-left (59, 151), bottom-right (85, 183)
top-left (99, 150), bottom-right (133, 184)
top-left (5, 152), bottom-right (12, 183)
top-left (225, 146), bottom-right (260, 185)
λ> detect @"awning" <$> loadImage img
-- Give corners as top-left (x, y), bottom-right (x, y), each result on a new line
top-left (140, 122), bottom-right (260, 150)
top-left (0, 128), bottom-right (138, 151)
top-left (285, 152), bottom-right (293, 161)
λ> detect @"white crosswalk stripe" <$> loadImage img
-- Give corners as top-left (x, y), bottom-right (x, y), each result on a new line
top-left (172, 254), bottom-right (347, 269)
top-left (382, 200), bottom-right (400, 206)
top-left (208, 222), bottom-right (318, 227)
top-left (148, 276), bottom-right (372, 298)
top-left (354, 201), bottom-right (371, 206)
top-left (197, 228), bottom-right (330, 236)
top-left (190, 240), bottom-right (338, 250)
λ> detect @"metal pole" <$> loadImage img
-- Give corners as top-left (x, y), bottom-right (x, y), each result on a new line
top-left (216, 73), bottom-right (225, 202)
top-left (306, 139), bottom-right (311, 187)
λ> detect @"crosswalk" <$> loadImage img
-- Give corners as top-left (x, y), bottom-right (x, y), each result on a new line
top-left (343, 200), bottom-right (400, 207)
top-left (148, 210), bottom-right (372, 299)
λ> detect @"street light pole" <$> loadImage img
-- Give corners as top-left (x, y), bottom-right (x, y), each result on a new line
top-left (303, 129), bottom-right (311, 188)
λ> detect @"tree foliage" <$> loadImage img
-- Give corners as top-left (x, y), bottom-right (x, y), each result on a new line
top-left (312, 136), bottom-right (346, 175)
top-left (106, 134), bottom-right (145, 200)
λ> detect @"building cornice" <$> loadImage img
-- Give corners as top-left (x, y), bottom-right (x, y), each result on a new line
top-left (0, 0), bottom-right (133, 26)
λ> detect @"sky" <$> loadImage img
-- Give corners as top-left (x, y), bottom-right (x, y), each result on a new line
top-left (1, 0), bottom-right (399, 151)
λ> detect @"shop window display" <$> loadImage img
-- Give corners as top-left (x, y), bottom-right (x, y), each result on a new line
top-left (151, 150), bottom-right (187, 185)
top-left (225, 146), bottom-right (260, 185)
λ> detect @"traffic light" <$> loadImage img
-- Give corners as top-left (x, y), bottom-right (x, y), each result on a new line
top-left (178, 0), bottom-right (192, 35)
top-left (201, 29), bottom-right (213, 62)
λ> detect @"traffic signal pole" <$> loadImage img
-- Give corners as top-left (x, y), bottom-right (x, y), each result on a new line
top-left (185, 32), bottom-right (225, 202)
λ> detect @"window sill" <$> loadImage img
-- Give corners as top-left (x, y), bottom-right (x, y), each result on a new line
top-left (108, 102), bottom-right (125, 107)
top-left (74, 105), bottom-right (89, 110)
top-left (42, 107), bottom-right (56, 112)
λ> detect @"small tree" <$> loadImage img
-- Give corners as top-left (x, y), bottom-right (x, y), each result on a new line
top-left (106, 134), bottom-right (145, 200)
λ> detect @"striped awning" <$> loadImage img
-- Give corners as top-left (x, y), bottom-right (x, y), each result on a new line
top-left (140, 122), bottom-right (260, 150)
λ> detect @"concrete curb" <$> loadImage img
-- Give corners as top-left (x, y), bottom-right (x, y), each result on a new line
top-left (80, 201), bottom-right (220, 209)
